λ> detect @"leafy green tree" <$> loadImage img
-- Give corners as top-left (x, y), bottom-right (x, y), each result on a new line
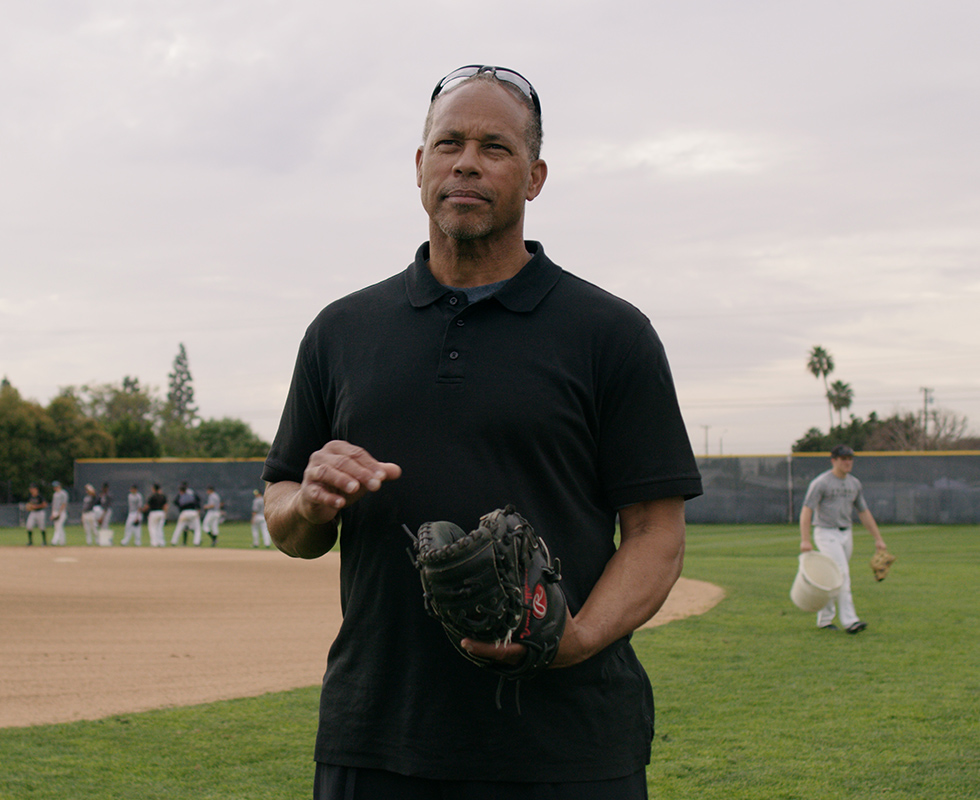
top-left (44, 391), bottom-right (116, 482)
top-left (192, 418), bottom-right (271, 458)
top-left (111, 415), bottom-right (163, 458)
top-left (67, 377), bottom-right (161, 458)
top-left (827, 380), bottom-right (854, 427)
top-left (158, 422), bottom-right (199, 457)
top-left (165, 343), bottom-right (197, 426)
top-left (0, 382), bottom-right (113, 499)
top-left (806, 345), bottom-right (835, 430)
top-left (793, 412), bottom-right (882, 453)
top-left (793, 408), bottom-right (977, 452)
top-left (0, 382), bottom-right (47, 499)
top-left (158, 344), bottom-right (200, 456)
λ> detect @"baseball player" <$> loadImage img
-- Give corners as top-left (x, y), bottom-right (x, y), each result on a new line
top-left (201, 485), bottom-right (222, 547)
top-left (800, 444), bottom-right (888, 633)
top-left (120, 485), bottom-right (145, 546)
top-left (143, 483), bottom-right (169, 547)
top-left (81, 484), bottom-right (99, 545)
top-left (171, 482), bottom-right (202, 546)
top-left (49, 480), bottom-right (69, 546)
top-left (251, 489), bottom-right (271, 547)
top-left (97, 483), bottom-right (114, 546)
top-left (24, 484), bottom-right (48, 546)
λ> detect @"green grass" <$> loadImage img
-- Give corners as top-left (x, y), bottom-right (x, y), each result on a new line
top-left (0, 689), bottom-right (319, 800)
top-left (1, 525), bottom-right (977, 799)
top-left (640, 524), bottom-right (980, 799)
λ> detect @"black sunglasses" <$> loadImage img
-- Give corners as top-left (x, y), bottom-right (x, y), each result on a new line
top-left (431, 65), bottom-right (541, 116)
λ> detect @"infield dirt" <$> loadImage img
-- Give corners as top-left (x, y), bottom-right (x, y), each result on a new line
top-left (0, 546), bottom-right (723, 728)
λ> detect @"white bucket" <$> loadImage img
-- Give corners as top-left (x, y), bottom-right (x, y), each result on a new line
top-left (790, 552), bottom-right (843, 612)
top-left (98, 529), bottom-right (113, 547)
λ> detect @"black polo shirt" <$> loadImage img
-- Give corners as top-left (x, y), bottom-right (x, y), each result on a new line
top-left (263, 241), bottom-right (702, 782)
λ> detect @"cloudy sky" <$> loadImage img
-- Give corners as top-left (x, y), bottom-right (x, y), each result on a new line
top-left (3, 1), bottom-right (977, 455)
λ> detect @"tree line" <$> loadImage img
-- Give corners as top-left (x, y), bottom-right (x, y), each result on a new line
top-left (795, 345), bottom-right (978, 452)
top-left (0, 344), bottom-right (270, 502)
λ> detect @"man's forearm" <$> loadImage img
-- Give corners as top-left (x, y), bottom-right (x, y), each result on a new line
top-left (799, 506), bottom-right (813, 548)
top-left (264, 481), bottom-right (339, 559)
top-left (557, 497), bottom-right (685, 666)
top-left (858, 509), bottom-right (886, 547)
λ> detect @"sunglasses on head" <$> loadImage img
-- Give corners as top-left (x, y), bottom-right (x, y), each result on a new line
top-left (431, 65), bottom-right (541, 116)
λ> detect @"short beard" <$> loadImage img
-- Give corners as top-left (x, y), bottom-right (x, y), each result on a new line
top-left (433, 211), bottom-right (494, 241)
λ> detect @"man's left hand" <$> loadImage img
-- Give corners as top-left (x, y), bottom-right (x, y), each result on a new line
top-left (461, 609), bottom-right (591, 669)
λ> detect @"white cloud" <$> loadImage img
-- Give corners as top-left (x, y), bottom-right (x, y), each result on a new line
top-left (566, 131), bottom-right (788, 177)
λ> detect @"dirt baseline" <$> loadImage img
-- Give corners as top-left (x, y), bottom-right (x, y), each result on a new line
top-left (0, 547), bottom-right (724, 729)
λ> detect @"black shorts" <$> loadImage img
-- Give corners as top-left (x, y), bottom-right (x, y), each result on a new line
top-left (313, 763), bottom-right (648, 800)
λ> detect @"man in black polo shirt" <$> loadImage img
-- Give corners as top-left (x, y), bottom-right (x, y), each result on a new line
top-left (263, 65), bottom-right (702, 800)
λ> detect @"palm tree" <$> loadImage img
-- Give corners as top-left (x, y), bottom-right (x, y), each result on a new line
top-left (827, 380), bottom-right (854, 428)
top-left (806, 345), bottom-right (835, 430)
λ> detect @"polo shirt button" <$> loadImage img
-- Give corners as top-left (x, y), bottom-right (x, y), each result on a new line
top-left (455, 319), bottom-right (464, 326)
top-left (449, 351), bottom-right (459, 360)
top-left (449, 297), bottom-right (458, 305)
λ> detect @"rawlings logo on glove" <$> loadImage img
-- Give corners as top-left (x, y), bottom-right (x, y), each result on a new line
top-left (406, 505), bottom-right (567, 679)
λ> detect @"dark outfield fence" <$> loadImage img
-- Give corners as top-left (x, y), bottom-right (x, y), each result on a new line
top-left (2, 453), bottom-right (979, 528)
top-left (689, 452), bottom-right (980, 525)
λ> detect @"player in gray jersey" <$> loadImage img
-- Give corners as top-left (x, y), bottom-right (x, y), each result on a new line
top-left (121, 485), bottom-right (145, 546)
top-left (81, 484), bottom-right (99, 545)
top-left (800, 445), bottom-right (887, 633)
top-left (50, 481), bottom-right (69, 546)
top-left (251, 489), bottom-right (271, 547)
top-left (202, 486), bottom-right (222, 546)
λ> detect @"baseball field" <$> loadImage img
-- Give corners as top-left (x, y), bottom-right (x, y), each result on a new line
top-left (0, 522), bottom-right (977, 799)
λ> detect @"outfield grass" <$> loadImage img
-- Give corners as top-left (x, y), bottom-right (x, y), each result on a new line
top-left (1, 524), bottom-right (977, 799)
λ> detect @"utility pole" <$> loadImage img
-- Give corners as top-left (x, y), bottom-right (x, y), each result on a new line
top-left (700, 425), bottom-right (711, 457)
top-left (920, 387), bottom-right (933, 449)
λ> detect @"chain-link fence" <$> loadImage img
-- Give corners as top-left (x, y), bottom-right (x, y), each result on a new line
top-left (689, 452), bottom-right (980, 524)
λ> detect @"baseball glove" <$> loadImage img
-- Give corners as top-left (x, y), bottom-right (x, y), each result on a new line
top-left (407, 505), bottom-right (567, 679)
top-left (870, 549), bottom-right (897, 581)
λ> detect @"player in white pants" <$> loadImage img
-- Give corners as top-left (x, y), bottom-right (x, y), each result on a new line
top-left (81, 484), bottom-right (99, 545)
top-left (800, 445), bottom-right (887, 633)
top-left (143, 483), bottom-right (169, 547)
top-left (97, 483), bottom-right (114, 546)
top-left (201, 486), bottom-right (222, 547)
top-left (121, 485), bottom-right (144, 546)
top-left (171, 482), bottom-right (202, 546)
top-left (251, 489), bottom-right (271, 547)
top-left (25, 485), bottom-right (48, 546)
top-left (50, 481), bottom-right (69, 546)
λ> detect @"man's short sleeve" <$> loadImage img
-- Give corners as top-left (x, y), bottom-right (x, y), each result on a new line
top-left (802, 479), bottom-right (823, 511)
top-left (262, 332), bottom-right (333, 485)
top-left (596, 319), bottom-right (702, 509)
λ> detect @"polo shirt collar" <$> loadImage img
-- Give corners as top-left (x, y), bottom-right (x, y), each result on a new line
top-left (405, 241), bottom-right (561, 312)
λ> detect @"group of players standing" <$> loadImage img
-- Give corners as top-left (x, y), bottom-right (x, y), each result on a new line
top-left (23, 482), bottom-right (272, 549)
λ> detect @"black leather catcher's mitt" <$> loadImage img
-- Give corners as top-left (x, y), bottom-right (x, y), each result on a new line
top-left (407, 505), bottom-right (567, 678)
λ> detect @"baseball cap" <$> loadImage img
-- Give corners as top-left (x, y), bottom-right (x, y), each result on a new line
top-left (52, 480), bottom-right (61, 487)
top-left (831, 445), bottom-right (855, 458)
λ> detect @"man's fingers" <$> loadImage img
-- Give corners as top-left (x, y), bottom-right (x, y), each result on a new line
top-left (309, 442), bottom-right (401, 494)
top-left (296, 442), bottom-right (403, 525)
top-left (460, 638), bottom-right (526, 665)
